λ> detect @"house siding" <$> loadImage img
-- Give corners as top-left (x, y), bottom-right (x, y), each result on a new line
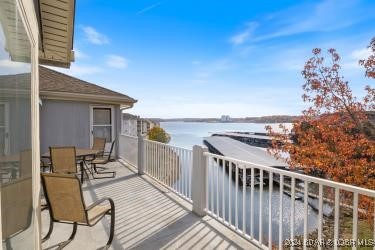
top-left (40, 99), bottom-right (121, 156)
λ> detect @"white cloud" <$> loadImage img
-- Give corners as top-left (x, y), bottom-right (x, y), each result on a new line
top-left (230, 22), bottom-right (258, 45)
top-left (0, 60), bottom-right (30, 74)
top-left (192, 60), bottom-right (201, 65)
top-left (350, 48), bottom-right (372, 61)
top-left (342, 47), bottom-right (372, 71)
top-left (236, 0), bottom-right (374, 44)
top-left (81, 26), bottom-right (110, 45)
top-left (137, 2), bottom-right (162, 15)
top-left (74, 49), bottom-right (88, 60)
top-left (105, 55), bottom-right (129, 69)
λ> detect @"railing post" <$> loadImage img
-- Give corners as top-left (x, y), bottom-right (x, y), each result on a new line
top-left (192, 145), bottom-right (208, 216)
top-left (138, 134), bottom-right (145, 175)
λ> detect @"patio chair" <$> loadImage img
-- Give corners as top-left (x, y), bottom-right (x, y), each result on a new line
top-left (91, 140), bottom-right (116, 178)
top-left (92, 137), bottom-right (106, 156)
top-left (2, 176), bottom-right (33, 248)
top-left (41, 173), bottom-right (115, 249)
top-left (20, 149), bottom-right (32, 177)
top-left (49, 146), bottom-right (78, 174)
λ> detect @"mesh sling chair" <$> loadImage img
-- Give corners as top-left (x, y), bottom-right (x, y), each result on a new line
top-left (92, 137), bottom-right (106, 156)
top-left (83, 137), bottom-right (107, 178)
top-left (49, 146), bottom-right (91, 181)
top-left (90, 140), bottom-right (116, 179)
top-left (49, 146), bottom-right (78, 174)
top-left (41, 173), bottom-right (115, 249)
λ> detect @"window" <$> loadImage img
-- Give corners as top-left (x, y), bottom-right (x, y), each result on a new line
top-left (91, 107), bottom-right (113, 143)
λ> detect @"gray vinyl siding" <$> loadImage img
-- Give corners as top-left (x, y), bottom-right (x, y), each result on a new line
top-left (0, 97), bottom-right (31, 155)
top-left (40, 99), bottom-right (121, 157)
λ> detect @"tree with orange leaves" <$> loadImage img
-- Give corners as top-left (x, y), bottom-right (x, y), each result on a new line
top-left (266, 44), bottom-right (375, 189)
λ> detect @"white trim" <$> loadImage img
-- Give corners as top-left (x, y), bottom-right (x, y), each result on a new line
top-left (89, 105), bottom-right (115, 149)
top-left (40, 91), bottom-right (136, 107)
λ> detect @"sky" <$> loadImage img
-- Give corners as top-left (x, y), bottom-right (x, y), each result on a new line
top-left (53, 0), bottom-right (375, 118)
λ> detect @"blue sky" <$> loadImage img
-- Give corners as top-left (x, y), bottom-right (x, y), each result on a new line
top-left (54, 0), bottom-right (375, 118)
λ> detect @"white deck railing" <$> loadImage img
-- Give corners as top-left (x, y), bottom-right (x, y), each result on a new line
top-left (118, 135), bottom-right (375, 250)
top-left (118, 134), bottom-right (138, 167)
top-left (144, 139), bottom-right (193, 202)
top-left (204, 152), bottom-right (375, 250)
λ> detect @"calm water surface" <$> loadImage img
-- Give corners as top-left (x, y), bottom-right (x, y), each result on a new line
top-left (160, 121), bottom-right (289, 148)
top-left (160, 122), bottom-right (318, 244)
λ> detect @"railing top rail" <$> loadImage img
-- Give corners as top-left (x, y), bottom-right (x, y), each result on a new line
top-left (204, 152), bottom-right (375, 197)
top-left (120, 133), bottom-right (138, 139)
top-left (144, 139), bottom-right (192, 152)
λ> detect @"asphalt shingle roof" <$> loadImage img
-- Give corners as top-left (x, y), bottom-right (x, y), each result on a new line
top-left (39, 66), bottom-right (136, 103)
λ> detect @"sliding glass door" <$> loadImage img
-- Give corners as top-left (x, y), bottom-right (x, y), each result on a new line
top-left (0, 0), bottom-right (34, 248)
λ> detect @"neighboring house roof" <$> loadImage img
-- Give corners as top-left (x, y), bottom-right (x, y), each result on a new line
top-left (39, 66), bottom-right (137, 108)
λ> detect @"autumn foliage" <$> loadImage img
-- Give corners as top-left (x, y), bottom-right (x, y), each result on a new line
top-left (266, 41), bottom-right (375, 218)
top-left (147, 126), bottom-right (171, 144)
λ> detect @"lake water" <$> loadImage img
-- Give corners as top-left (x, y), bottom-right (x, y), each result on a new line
top-left (159, 122), bottom-right (319, 245)
top-left (160, 121), bottom-right (288, 149)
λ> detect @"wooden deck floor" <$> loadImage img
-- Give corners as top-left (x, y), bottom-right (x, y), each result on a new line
top-left (41, 161), bottom-right (258, 250)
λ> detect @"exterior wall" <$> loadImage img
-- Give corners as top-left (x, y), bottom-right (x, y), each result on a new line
top-left (122, 118), bottom-right (137, 136)
top-left (40, 100), bottom-right (121, 157)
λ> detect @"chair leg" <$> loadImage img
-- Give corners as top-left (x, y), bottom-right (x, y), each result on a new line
top-left (92, 163), bottom-right (116, 179)
top-left (105, 199), bottom-right (115, 249)
top-left (57, 222), bottom-right (77, 250)
top-left (42, 218), bottom-right (54, 242)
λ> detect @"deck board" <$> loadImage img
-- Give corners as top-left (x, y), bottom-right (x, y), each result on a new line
top-left (41, 162), bottom-right (258, 250)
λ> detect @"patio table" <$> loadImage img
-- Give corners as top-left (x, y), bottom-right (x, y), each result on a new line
top-left (41, 148), bottom-right (100, 183)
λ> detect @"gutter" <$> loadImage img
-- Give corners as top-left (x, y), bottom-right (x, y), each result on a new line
top-left (40, 90), bottom-right (137, 106)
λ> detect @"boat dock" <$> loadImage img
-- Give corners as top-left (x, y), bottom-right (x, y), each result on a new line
top-left (211, 132), bottom-right (272, 148)
top-left (203, 136), bottom-right (288, 168)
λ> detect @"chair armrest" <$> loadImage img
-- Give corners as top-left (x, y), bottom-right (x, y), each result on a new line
top-left (86, 197), bottom-right (114, 211)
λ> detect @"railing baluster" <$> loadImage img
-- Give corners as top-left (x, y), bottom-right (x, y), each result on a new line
top-left (279, 174), bottom-right (284, 250)
top-left (174, 147), bottom-right (176, 189)
top-left (291, 177), bottom-right (295, 248)
top-left (189, 151), bottom-right (192, 199)
top-left (243, 166), bottom-right (246, 234)
top-left (184, 150), bottom-right (188, 197)
top-left (211, 157), bottom-right (214, 213)
top-left (304, 181), bottom-right (308, 250)
top-left (169, 147), bottom-right (172, 187)
top-left (229, 161), bottom-right (232, 225)
top-left (259, 169), bottom-right (263, 245)
top-left (216, 159), bottom-right (219, 217)
top-left (334, 188), bottom-right (340, 250)
top-left (318, 184), bottom-right (323, 250)
top-left (177, 149), bottom-right (182, 195)
top-left (222, 159), bottom-right (226, 222)
top-left (206, 156), bottom-right (211, 212)
top-left (268, 172), bottom-right (273, 249)
top-left (250, 167), bottom-right (254, 238)
top-left (160, 144), bottom-right (163, 182)
top-left (235, 163), bottom-right (239, 230)
top-left (164, 145), bottom-right (167, 185)
top-left (153, 143), bottom-right (156, 178)
top-left (352, 192), bottom-right (358, 250)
